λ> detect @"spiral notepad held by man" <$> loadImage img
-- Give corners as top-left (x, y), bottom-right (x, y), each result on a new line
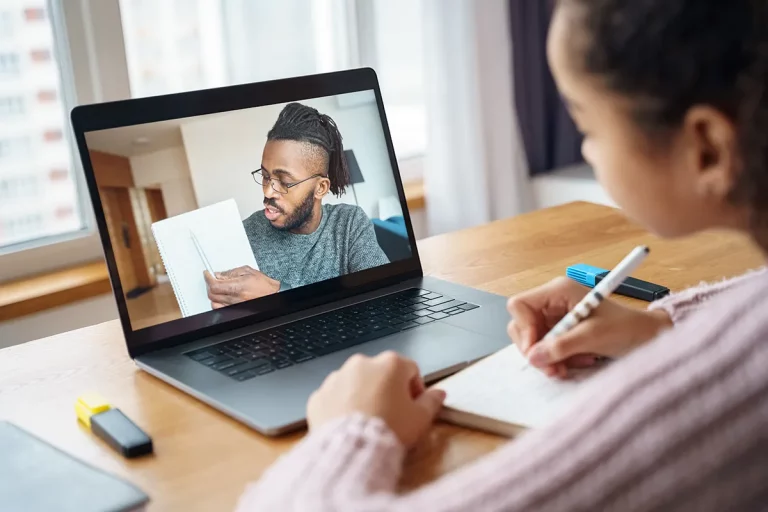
top-left (151, 199), bottom-right (258, 318)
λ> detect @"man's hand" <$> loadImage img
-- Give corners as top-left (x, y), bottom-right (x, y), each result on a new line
top-left (203, 266), bottom-right (280, 308)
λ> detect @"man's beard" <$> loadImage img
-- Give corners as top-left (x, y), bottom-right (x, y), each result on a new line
top-left (265, 191), bottom-right (315, 232)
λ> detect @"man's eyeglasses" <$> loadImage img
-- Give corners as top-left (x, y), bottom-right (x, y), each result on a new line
top-left (251, 168), bottom-right (327, 195)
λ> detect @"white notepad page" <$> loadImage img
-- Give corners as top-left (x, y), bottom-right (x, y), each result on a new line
top-left (151, 199), bottom-right (259, 318)
top-left (434, 346), bottom-right (596, 430)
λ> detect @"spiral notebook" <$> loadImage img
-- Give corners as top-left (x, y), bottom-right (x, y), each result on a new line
top-left (151, 199), bottom-right (259, 318)
top-left (433, 346), bottom-right (598, 436)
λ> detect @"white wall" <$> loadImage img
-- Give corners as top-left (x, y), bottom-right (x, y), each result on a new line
top-left (179, 91), bottom-right (402, 221)
top-left (130, 146), bottom-right (199, 217)
top-left (532, 164), bottom-right (616, 209)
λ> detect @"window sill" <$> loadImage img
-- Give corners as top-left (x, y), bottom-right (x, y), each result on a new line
top-left (404, 179), bottom-right (426, 211)
top-left (0, 261), bottom-right (111, 322)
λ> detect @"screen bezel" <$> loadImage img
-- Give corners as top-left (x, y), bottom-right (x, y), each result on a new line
top-left (71, 68), bottom-right (423, 358)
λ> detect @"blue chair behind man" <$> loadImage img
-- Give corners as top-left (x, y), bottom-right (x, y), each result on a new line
top-left (371, 216), bottom-right (411, 263)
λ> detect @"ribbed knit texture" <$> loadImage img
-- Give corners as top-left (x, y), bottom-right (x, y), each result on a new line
top-left (236, 267), bottom-right (768, 512)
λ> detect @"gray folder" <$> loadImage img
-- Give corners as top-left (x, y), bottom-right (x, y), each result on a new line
top-left (0, 421), bottom-right (149, 512)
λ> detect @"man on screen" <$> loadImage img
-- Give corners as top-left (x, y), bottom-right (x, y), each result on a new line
top-left (204, 102), bottom-right (389, 308)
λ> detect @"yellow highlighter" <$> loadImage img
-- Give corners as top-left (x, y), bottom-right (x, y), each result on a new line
top-left (76, 393), bottom-right (153, 458)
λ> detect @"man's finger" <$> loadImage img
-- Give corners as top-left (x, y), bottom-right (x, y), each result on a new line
top-left (208, 292), bottom-right (239, 305)
top-left (218, 266), bottom-right (251, 279)
top-left (207, 284), bottom-right (242, 304)
top-left (207, 277), bottom-right (243, 297)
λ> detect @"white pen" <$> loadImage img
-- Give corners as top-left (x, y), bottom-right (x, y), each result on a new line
top-left (190, 229), bottom-right (216, 279)
top-left (524, 245), bottom-right (650, 368)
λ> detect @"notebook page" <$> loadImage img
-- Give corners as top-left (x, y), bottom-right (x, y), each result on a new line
top-left (435, 346), bottom-right (596, 429)
top-left (151, 199), bottom-right (258, 318)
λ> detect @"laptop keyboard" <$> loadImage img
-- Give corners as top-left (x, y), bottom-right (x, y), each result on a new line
top-left (185, 288), bottom-right (479, 382)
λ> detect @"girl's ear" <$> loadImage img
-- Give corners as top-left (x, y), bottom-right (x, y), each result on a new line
top-left (683, 105), bottom-right (740, 202)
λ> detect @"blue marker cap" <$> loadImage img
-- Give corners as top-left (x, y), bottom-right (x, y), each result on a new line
top-left (566, 263), bottom-right (608, 287)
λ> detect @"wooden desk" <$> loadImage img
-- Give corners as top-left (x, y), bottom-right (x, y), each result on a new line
top-left (0, 202), bottom-right (763, 510)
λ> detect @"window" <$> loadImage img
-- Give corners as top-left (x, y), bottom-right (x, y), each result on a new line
top-left (0, 11), bottom-right (14, 38)
top-left (0, 137), bottom-right (31, 159)
top-left (37, 89), bottom-right (57, 102)
top-left (0, 96), bottom-right (25, 116)
top-left (55, 205), bottom-right (74, 219)
top-left (1, 214), bottom-right (45, 245)
top-left (118, 0), bottom-right (426, 161)
top-left (49, 168), bottom-right (69, 181)
top-left (0, 52), bottom-right (20, 76)
top-left (366, 0), bottom-right (426, 160)
top-left (30, 49), bottom-right (52, 62)
top-left (0, 175), bottom-right (39, 201)
top-left (119, 0), bottom-right (219, 97)
top-left (43, 129), bottom-right (63, 142)
top-left (24, 7), bottom-right (46, 22)
top-left (0, 2), bottom-right (85, 252)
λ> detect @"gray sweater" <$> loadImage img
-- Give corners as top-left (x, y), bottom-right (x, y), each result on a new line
top-left (242, 203), bottom-right (389, 290)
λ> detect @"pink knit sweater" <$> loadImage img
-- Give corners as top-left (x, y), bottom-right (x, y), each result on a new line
top-left (236, 268), bottom-right (768, 511)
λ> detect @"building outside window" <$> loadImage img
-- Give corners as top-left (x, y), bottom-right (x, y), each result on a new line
top-left (0, 1), bottom-right (83, 250)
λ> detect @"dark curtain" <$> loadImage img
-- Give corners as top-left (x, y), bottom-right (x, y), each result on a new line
top-left (509, 0), bottom-right (583, 175)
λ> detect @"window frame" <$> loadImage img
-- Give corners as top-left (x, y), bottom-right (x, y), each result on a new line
top-left (0, 0), bottom-right (130, 282)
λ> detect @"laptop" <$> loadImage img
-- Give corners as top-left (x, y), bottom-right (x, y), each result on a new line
top-left (71, 68), bottom-right (510, 435)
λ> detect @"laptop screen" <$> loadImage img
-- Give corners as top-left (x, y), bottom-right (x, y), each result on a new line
top-left (80, 88), bottom-right (415, 340)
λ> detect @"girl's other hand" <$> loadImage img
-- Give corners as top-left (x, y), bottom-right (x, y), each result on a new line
top-left (307, 352), bottom-right (446, 448)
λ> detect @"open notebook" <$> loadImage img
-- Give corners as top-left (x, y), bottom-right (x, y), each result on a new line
top-left (433, 346), bottom-right (598, 436)
top-left (151, 199), bottom-right (258, 318)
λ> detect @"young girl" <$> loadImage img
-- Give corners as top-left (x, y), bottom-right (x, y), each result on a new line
top-left (237, 1), bottom-right (768, 509)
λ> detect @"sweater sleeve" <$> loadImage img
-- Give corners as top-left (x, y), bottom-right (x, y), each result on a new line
top-left (234, 414), bottom-right (404, 512)
top-left (648, 267), bottom-right (766, 323)
top-left (235, 272), bottom-right (768, 512)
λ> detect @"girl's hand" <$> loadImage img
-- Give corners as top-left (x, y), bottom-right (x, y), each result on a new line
top-left (507, 277), bottom-right (672, 378)
top-left (307, 352), bottom-right (446, 448)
